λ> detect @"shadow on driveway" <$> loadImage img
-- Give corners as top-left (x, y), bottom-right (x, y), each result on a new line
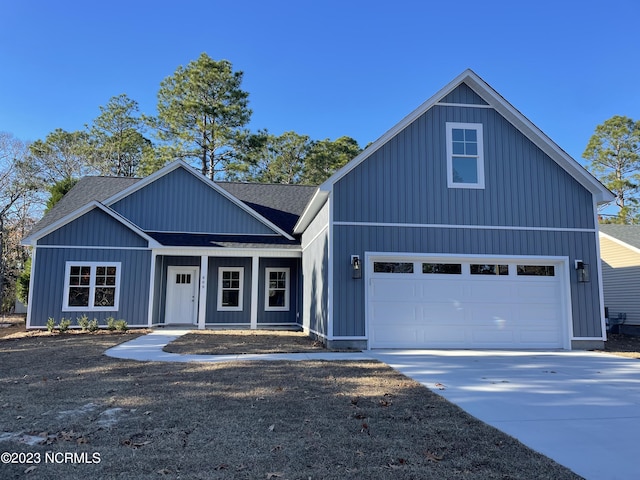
top-left (369, 350), bottom-right (640, 480)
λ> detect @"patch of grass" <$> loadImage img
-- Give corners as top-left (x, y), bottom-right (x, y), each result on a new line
top-left (0, 334), bottom-right (581, 479)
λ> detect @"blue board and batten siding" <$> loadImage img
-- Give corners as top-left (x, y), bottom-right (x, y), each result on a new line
top-left (31, 208), bottom-right (151, 326)
top-left (301, 201), bottom-right (330, 336)
top-left (330, 86), bottom-right (601, 340)
top-left (38, 209), bottom-right (148, 247)
top-left (440, 82), bottom-right (489, 105)
top-left (152, 256), bottom-right (299, 325)
top-left (334, 105), bottom-right (594, 229)
top-left (205, 257), bottom-right (253, 324)
top-left (258, 258), bottom-right (300, 325)
top-left (111, 167), bottom-right (275, 234)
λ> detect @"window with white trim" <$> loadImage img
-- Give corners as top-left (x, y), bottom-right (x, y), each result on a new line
top-left (63, 262), bottom-right (121, 311)
top-left (217, 267), bottom-right (244, 311)
top-left (446, 122), bottom-right (485, 189)
top-left (265, 268), bottom-right (290, 311)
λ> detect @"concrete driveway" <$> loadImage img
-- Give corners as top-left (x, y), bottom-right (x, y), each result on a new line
top-left (369, 350), bottom-right (640, 480)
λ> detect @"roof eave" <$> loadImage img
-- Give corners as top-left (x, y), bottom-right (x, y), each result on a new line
top-left (460, 74), bottom-right (614, 204)
top-left (22, 201), bottom-right (159, 248)
top-left (599, 230), bottom-right (640, 255)
top-left (293, 189), bottom-right (329, 235)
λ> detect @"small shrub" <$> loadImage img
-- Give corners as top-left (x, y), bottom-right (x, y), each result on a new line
top-left (77, 315), bottom-right (90, 331)
top-left (114, 319), bottom-right (128, 332)
top-left (87, 319), bottom-right (99, 332)
top-left (58, 318), bottom-right (71, 333)
top-left (46, 317), bottom-right (56, 333)
top-left (106, 317), bottom-right (117, 331)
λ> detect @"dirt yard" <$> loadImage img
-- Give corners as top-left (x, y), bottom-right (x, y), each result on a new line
top-left (0, 321), bottom-right (582, 479)
top-left (598, 333), bottom-right (640, 358)
top-left (164, 329), bottom-right (334, 355)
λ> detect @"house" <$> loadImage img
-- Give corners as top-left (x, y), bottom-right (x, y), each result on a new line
top-left (23, 69), bottom-right (614, 350)
top-left (599, 225), bottom-right (640, 334)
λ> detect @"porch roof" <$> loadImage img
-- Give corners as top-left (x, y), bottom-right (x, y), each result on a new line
top-left (147, 232), bottom-right (301, 249)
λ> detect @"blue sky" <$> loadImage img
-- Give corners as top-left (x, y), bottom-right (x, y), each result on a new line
top-left (1, 0), bottom-right (638, 167)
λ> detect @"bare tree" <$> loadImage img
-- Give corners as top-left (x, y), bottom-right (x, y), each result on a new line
top-left (0, 132), bottom-right (40, 313)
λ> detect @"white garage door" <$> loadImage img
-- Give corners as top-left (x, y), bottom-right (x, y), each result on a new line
top-left (367, 255), bottom-right (568, 349)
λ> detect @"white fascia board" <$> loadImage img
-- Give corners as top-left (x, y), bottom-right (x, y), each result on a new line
top-left (21, 201), bottom-right (159, 248)
top-left (599, 231), bottom-right (640, 256)
top-left (316, 69), bottom-right (613, 204)
top-left (460, 74), bottom-right (615, 205)
top-left (103, 160), bottom-right (295, 241)
top-left (293, 189), bottom-right (329, 235)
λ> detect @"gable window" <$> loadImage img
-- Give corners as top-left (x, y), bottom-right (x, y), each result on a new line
top-left (265, 268), bottom-right (290, 311)
top-left (446, 122), bottom-right (485, 189)
top-left (63, 262), bottom-right (121, 311)
top-left (218, 267), bottom-right (244, 311)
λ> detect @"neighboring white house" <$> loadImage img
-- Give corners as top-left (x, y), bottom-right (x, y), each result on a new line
top-left (599, 225), bottom-right (640, 332)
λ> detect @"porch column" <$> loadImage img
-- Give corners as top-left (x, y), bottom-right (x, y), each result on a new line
top-left (146, 251), bottom-right (157, 328)
top-left (250, 255), bottom-right (259, 329)
top-left (197, 255), bottom-right (208, 330)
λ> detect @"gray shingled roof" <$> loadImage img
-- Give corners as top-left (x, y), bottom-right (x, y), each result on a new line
top-left (29, 176), bottom-right (142, 235)
top-left (28, 175), bottom-right (317, 239)
top-left (599, 225), bottom-right (640, 250)
top-left (218, 182), bottom-right (317, 234)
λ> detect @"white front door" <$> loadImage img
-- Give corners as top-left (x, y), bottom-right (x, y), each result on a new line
top-left (165, 266), bottom-right (199, 324)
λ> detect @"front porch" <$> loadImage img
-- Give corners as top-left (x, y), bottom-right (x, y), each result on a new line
top-left (148, 249), bottom-right (301, 330)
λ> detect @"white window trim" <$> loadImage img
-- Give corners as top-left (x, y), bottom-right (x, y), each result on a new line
top-left (265, 267), bottom-right (290, 312)
top-left (217, 267), bottom-right (244, 312)
top-left (62, 261), bottom-right (121, 312)
top-left (446, 122), bottom-right (485, 189)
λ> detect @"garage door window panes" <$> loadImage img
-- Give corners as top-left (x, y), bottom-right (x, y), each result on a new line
top-left (422, 263), bottom-right (462, 274)
top-left (373, 262), bottom-right (414, 273)
top-left (470, 264), bottom-right (509, 275)
top-left (517, 265), bottom-right (555, 276)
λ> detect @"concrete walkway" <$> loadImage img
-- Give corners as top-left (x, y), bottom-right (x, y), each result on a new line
top-left (105, 329), bottom-right (372, 362)
top-left (106, 331), bottom-right (640, 479)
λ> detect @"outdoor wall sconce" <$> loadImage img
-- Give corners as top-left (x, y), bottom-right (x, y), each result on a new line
top-left (351, 255), bottom-right (362, 279)
top-left (575, 260), bottom-right (590, 283)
